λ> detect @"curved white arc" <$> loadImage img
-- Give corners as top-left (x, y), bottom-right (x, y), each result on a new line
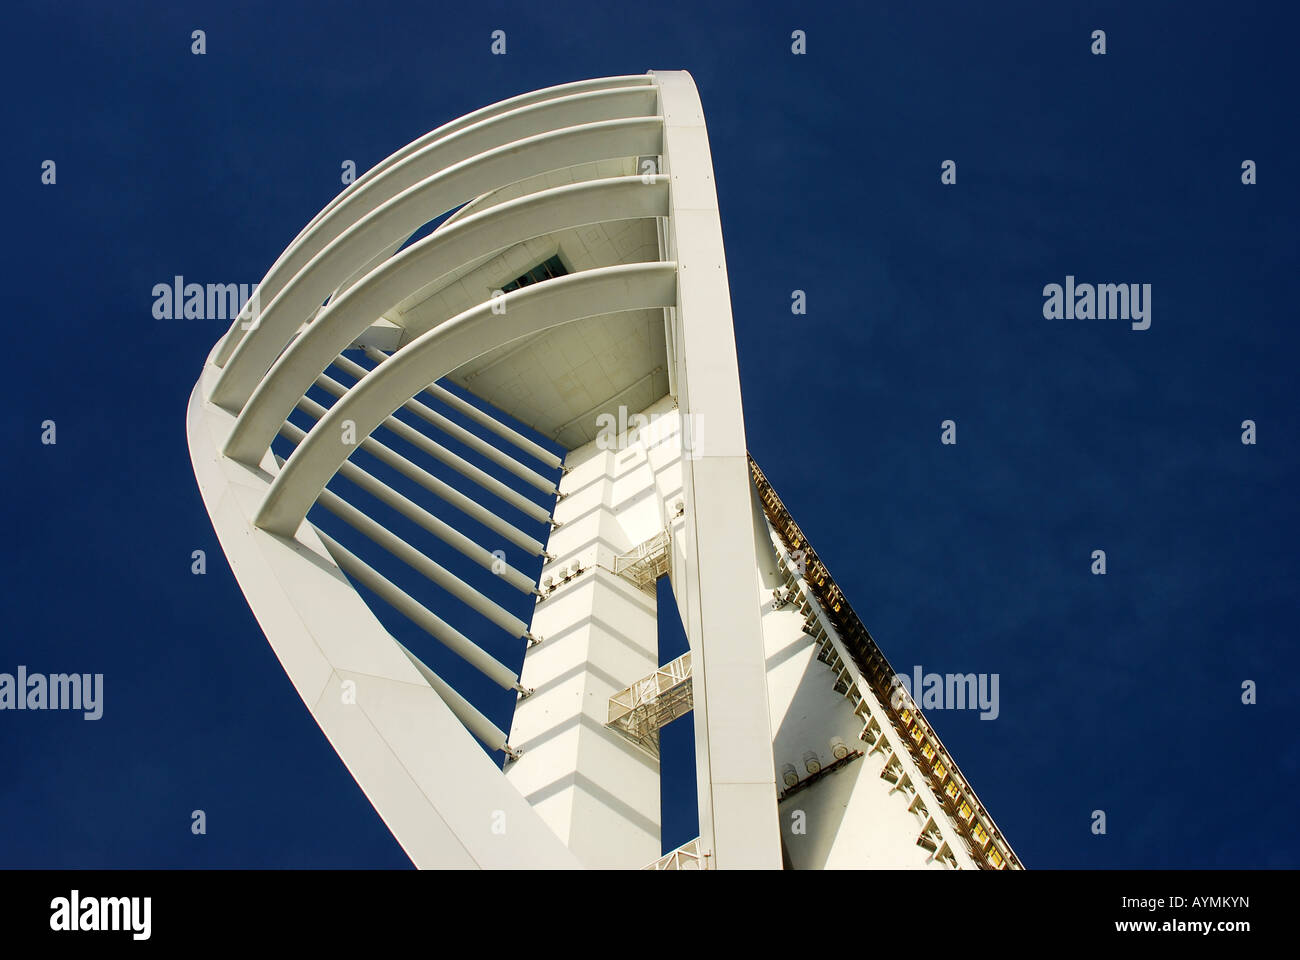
top-left (215, 85), bottom-right (656, 366)
top-left (212, 76), bottom-right (655, 369)
top-left (211, 116), bottom-right (665, 410)
top-left (297, 76), bottom-right (652, 245)
top-left (280, 88), bottom-right (655, 297)
top-left (223, 175), bottom-right (669, 465)
top-left (256, 261), bottom-right (677, 537)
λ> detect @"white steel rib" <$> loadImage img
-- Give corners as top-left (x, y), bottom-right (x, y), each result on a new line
top-left (187, 71), bottom-right (1021, 871)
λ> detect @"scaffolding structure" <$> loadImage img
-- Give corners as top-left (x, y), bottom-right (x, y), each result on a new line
top-left (644, 837), bottom-right (707, 870)
top-left (611, 529), bottom-right (672, 591)
top-left (606, 651), bottom-right (693, 758)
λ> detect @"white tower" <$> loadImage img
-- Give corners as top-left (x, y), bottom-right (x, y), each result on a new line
top-left (187, 71), bottom-right (1020, 870)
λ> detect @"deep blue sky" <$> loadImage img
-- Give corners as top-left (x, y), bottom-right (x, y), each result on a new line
top-left (2, 1), bottom-right (1297, 868)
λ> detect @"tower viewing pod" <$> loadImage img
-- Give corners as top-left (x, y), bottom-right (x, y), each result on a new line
top-left (187, 71), bottom-right (1021, 870)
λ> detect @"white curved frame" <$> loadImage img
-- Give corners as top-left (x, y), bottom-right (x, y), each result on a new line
top-left (212, 115), bottom-right (664, 407)
top-left (258, 261), bottom-right (677, 535)
top-left (187, 69), bottom-right (1026, 873)
top-left (188, 70), bottom-right (794, 869)
top-left (224, 176), bottom-right (670, 464)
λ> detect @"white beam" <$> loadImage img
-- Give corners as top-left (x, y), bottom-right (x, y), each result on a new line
top-left (366, 346), bottom-right (562, 469)
top-left (654, 69), bottom-right (782, 869)
top-left (293, 395), bottom-right (544, 555)
top-left (222, 175), bottom-right (669, 464)
top-left (211, 116), bottom-right (664, 409)
top-left (255, 262), bottom-right (676, 537)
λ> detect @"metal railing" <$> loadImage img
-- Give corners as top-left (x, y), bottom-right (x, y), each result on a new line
top-left (748, 454), bottom-right (1023, 870)
top-left (606, 651), bottom-right (693, 758)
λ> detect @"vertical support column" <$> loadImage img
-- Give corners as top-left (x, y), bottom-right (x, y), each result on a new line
top-left (505, 437), bottom-right (664, 868)
top-left (653, 70), bottom-right (782, 869)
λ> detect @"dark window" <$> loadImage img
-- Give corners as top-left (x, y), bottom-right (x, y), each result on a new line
top-left (500, 254), bottom-right (568, 293)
